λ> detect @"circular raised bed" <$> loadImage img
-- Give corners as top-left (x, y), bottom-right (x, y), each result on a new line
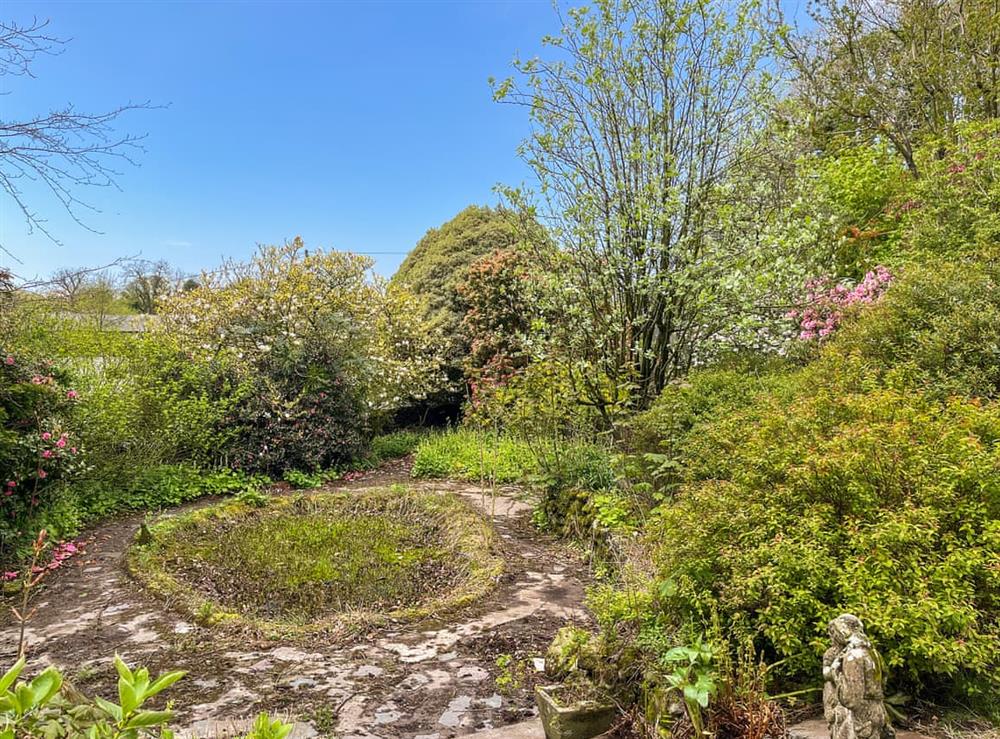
top-left (127, 487), bottom-right (502, 635)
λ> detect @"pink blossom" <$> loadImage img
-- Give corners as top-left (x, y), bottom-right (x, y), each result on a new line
top-left (3, 356), bottom-right (13, 366)
top-left (42, 450), bottom-right (53, 459)
top-left (66, 390), bottom-right (78, 400)
top-left (70, 447), bottom-right (78, 454)
top-left (55, 438), bottom-right (66, 449)
top-left (41, 432), bottom-right (51, 441)
top-left (792, 266), bottom-right (894, 341)
top-left (37, 469), bottom-right (47, 479)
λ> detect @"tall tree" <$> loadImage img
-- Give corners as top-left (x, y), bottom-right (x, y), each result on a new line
top-left (122, 259), bottom-right (176, 314)
top-left (783, 0), bottom-right (1000, 176)
top-left (392, 205), bottom-right (520, 364)
top-left (494, 0), bottom-right (779, 416)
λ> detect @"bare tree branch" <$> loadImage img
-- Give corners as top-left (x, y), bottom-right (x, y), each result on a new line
top-left (0, 17), bottom-right (63, 79)
top-left (0, 18), bottom-right (157, 257)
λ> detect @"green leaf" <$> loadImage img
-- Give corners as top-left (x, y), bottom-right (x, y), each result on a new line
top-left (94, 696), bottom-right (124, 722)
top-left (662, 646), bottom-right (698, 663)
top-left (123, 709), bottom-right (174, 729)
top-left (0, 658), bottom-right (25, 694)
top-left (113, 654), bottom-right (134, 684)
top-left (28, 668), bottom-right (62, 707)
top-left (118, 675), bottom-right (138, 716)
top-left (146, 670), bottom-right (185, 698)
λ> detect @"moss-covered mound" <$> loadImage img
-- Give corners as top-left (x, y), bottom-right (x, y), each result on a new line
top-left (127, 487), bottom-right (502, 635)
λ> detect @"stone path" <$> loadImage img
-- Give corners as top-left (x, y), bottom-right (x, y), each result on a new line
top-left (0, 472), bottom-right (591, 738)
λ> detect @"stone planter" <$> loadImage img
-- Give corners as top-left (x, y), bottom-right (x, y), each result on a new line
top-left (535, 684), bottom-right (616, 739)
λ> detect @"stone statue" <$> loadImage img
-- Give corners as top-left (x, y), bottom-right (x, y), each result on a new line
top-left (823, 614), bottom-right (894, 739)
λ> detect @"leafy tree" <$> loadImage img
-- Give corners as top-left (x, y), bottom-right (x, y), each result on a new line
top-left (783, 0), bottom-right (1000, 176)
top-left (392, 205), bottom-right (520, 364)
top-left (493, 0), bottom-right (787, 417)
top-left (122, 260), bottom-right (177, 314)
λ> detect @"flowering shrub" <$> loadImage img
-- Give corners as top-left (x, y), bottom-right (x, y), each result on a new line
top-left (158, 240), bottom-right (446, 472)
top-left (460, 248), bottom-right (538, 391)
top-left (0, 352), bottom-right (84, 561)
top-left (621, 265), bottom-right (1000, 714)
top-left (225, 343), bottom-right (366, 474)
top-left (787, 266), bottom-right (893, 340)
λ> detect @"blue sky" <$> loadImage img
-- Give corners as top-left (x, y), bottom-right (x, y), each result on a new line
top-left (1, 1), bottom-right (557, 280)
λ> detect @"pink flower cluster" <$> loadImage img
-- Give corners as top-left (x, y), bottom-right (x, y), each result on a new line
top-left (31, 430), bottom-right (78, 485)
top-left (0, 540), bottom-right (84, 581)
top-left (787, 266), bottom-right (893, 341)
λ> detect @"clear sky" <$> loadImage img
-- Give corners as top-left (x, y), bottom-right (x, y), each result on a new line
top-left (1, 1), bottom-right (557, 281)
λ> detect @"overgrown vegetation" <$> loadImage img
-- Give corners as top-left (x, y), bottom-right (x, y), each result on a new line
top-left (2, 0), bottom-right (999, 732)
top-left (127, 487), bottom-right (502, 634)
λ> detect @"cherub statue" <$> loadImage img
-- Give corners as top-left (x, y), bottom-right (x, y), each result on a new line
top-left (823, 614), bottom-right (894, 739)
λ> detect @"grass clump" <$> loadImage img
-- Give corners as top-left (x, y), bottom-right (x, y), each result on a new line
top-left (411, 429), bottom-right (536, 482)
top-left (127, 487), bottom-right (502, 634)
top-left (369, 429), bottom-right (424, 462)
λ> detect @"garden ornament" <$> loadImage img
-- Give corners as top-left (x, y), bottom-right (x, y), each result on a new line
top-left (823, 614), bottom-right (894, 739)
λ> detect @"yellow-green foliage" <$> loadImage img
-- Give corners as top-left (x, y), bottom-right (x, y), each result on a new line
top-left (897, 121), bottom-right (1000, 263)
top-left (628, 264), bottom-right (1000, 711)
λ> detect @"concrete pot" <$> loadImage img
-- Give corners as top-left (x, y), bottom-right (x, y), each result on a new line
top-left (535, 684), bottom-right (616, 739)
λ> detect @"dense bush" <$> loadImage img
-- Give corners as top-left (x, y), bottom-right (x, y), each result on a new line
top-left (392, 205), bottom-right (520, 363)
top-left (829, 261), bottom-right (1000, 399)
top-left (223, 342), bottom-right (366, 474)
top-left (649, 387), bottom-right (999, 702)
top-left (898, 121), bottom-right (1000, 264)
top-left (160, 240), bottom-right (445, 473)
top-left (622, 266), bottom-right (1000, 712)
top-left (627, 355), bottom-right (791, 489)
top-left (69, 332), bottom-right (247, 476)
top-left (0, 350), bottom-right (85, 560)
top-left (459, 246), bottom-right (543, 395)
